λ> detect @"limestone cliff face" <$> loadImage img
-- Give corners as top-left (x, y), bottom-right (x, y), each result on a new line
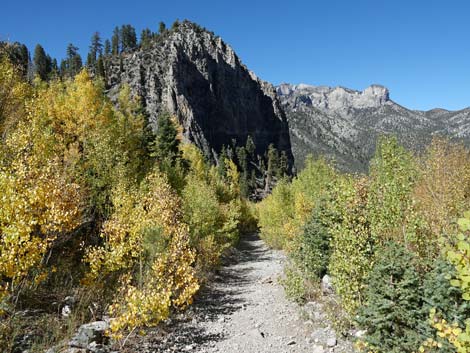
top-left (278, 82), bottom-right (470, 172)
top-left (106, 21), bottom-right (293, 164)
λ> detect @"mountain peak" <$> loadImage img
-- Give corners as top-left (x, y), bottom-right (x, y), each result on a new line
top-left (276, 82), bottom-right (390, 113)
top-left (105, 20), bottom-right (293, 167)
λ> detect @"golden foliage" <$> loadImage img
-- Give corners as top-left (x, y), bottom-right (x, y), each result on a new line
top-left (411, 138), bottom-right (470, 260)
top-left (0, 58), bottom-right (30, 139)
top-left (85, 170), bottom-right (199, 336)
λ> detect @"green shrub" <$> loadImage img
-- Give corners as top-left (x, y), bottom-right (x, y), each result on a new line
top-left (257, 178), bottom-right (294, 249)
top-left (293, 197), bottom-right (337, 280)
top-left (282, 265), bottom-right (306, 304)
top-left (329, 177), bottom-right (373, 315)
top-left (421, 259), bottom-right (470, 352)
top-left (357, 242), bottom-right (425, 353)
top-left (367, 136), bottom-right (417, 245)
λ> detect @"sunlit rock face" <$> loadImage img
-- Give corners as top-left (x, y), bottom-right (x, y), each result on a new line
top-left (106, 20), bottom-right (293, 165)
top-left (278, 82), bottom-right (470, 172)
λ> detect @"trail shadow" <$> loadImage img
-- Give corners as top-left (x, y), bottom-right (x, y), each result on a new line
top-left (126, 233), bottom-right (274, 352)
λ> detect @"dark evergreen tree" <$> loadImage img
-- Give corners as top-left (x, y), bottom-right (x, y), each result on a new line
top-left (104, 39), bottom-right (111, 56)
top-left (226, 145), bottom-right (234, 161)
top-left (121, 25), bottom-right (137, 52)
top-left (96, 55), bottom-right (105, 79)
top-left (236, 146), bottom-right (249, 197)
top-left (171, 20), bottom-right (180, 30)
top-left (62, 43), bottom-right (82, 78)
top-left (159, 21), bottom-right (166, 34)
top-left (0, 42), bottom-right (30, 77)
top-left (421, 259), bottom-right (470, 353)
top-left (87, 32), bottom-right (103, 67)
top-left (140, 28), bottom-right (153, 49)
top-left (149, 113), bottom-right (181, 163)
top-left (50, 58), bottom-right (59, 78)
top-left (245, 135), bottom-right (255, 157)
top-left (279, 150), bottom-right (289, 177)
top-left (218, 146), bottom-right (228, 177)
top-left (33, 44), bottom-right (50, 81)
top-left (357, 242), bottom-right (426, 353)
top-left (59, 59), bottom-right (67, 77)
top-left (236, 146), bottom-right (248, 172)
top-left (250, 169), bottom-right (257, 191)
top-left (265, 144), bottom-right (279, 188)
top-left (294, 198), bottom-right (335, 280)
top-left (86, 52), bottom-right (94, 68)
top-left (111, 26), bottom-right (121, 55)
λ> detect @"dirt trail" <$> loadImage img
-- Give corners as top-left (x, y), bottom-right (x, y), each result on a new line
top-left (129, 233), bottom-right (353, 353)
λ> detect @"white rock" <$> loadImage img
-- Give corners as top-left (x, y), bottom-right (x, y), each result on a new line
top-left (321, 275), bottom-right (334, 294)
top-left (326, 336), bottom-right (337, 347)
top-left (61, 304), bottom-right (72, 317)
top-left (311, 344), bottom-right (325, 353)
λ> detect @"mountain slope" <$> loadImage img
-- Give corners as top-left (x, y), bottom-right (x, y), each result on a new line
top-left (278, 83), bottom-right (470, 171)
top-left (105, 20), bottom-right (293, 165)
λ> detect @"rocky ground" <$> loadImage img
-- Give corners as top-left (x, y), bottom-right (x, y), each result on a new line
top-left (123, 233), bottom-right (355, 353)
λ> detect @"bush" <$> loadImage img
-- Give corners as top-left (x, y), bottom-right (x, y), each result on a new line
top-left (282, 265), bottom-right (306, 304)
top-left (367, 136), bottom-right (417, 245)
top-left (411, 139), bottom-right (470, 261)
top-left (293, 197), bottom-right (336, 280)
top-left (356, 242), bottom-right (425, 353)
top-left (257, 157), bottom-right (336, 250)
top-left (427, 212), bottom-right (470, 353)
top-left (329, 177), bottom-right (373, 315)
top-left (421, 259), bottom-right (470, 353)
top-left (257, 178), bottom-right (294, 249)
top-left (84, 170), bottom-right (199, 339)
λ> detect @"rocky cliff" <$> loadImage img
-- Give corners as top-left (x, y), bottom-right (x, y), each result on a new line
top-left (104, 20), bottom-right (470, 174)
top-left (278, 83), bottom-right (470, 171)
top-left (105, 21), bottom-right (293, 165)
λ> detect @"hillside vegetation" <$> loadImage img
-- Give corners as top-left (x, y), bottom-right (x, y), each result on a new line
top-left (0, 57), bottom-right (257, 351)
top-left (258, 136), bottom-right (470, 353)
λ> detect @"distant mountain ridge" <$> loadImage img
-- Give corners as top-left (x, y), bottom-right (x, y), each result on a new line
top-left (277, 82), bottom-right (470, 171)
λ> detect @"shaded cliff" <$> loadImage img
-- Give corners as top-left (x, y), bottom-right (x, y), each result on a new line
top-left (105, 20), bottom-right (293, 166)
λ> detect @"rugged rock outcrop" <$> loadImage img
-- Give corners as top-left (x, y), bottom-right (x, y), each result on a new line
top-left (106, 21), bottom-right (293, 165)
top-left (277, 83), bottom-right (470, 171)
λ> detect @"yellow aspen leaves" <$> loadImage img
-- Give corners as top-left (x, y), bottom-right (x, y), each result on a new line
top-left (85, 170), bottom-right (199, 337)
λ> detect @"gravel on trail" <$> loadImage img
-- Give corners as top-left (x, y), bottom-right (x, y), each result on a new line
top-left (126, 233), bottom-right (354, 353)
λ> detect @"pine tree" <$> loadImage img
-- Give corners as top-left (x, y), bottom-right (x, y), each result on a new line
top-left (140, 28), bottom-right (153, 49)
top-left (121, 25), bottom-right (137, 52)
top-left (0, 42), bottom-right (30, 77)
top-left (62, 44), bottom-right (82, 78)
top-left (279, 150), bottom-right (289, 177)
top-left (159, 21), bottom-right (166, 34)
top-left (245, 135), bottom-right (255, 157)
top-left (104, 39), bottom-right (111, 56)
top-left (236, 146), bottom-right (249, 197)
top-left (33, 44), bottom-right (50, 80)
top-left (149, 113), bottom-right (180, 163)
top-left (87, 32), bottom-right (103, 67)
top-left (96, 55), bottom-right (105, 79)
top-left (266, 144), bottom-right (279, 189)
top-left (171, 20), bottom-right (180, 30)
top-left (59, 59), bottom-right (67, 77)
top-left (357, 242), bottom-right (426, 353)
top-left (111, 26), bottom-right (120, 55)
top-left (50, 58), bottom-right (59, 79)
top-left (218, 146), bottom-right (228, 177)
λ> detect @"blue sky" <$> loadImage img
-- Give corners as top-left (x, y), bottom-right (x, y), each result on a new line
top-left (1, 0), bottom-right (470, 110)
